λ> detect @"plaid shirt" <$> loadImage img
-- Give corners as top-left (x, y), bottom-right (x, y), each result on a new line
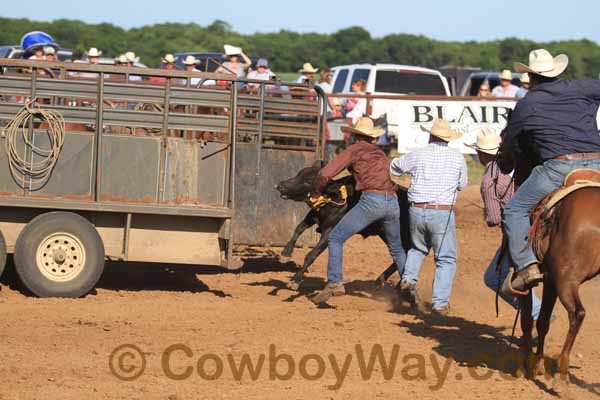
top-left (480, 161), bottom-right (514, 226)
top-left (390, 142), bottom-right (468, 205)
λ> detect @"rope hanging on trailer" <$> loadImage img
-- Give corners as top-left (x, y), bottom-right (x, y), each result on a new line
top-left (4, 98), bottom-right (65, 189)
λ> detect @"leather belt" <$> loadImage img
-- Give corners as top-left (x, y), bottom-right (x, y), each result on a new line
top-left (364, 189), bottom-right (397, 196)
top-left (553, 152), bottom-right (600, 161)
top-left (411, 202), bottom-right (452, 211)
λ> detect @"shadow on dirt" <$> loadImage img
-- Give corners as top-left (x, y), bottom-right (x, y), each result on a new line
top-left (398, 311), bottom-right (599, 397)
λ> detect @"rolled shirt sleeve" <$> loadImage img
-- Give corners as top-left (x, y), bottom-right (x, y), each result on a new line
top-left (390, 153), bottom-right (414, 176)
top-left (458, 155), bottom-right (468, 190)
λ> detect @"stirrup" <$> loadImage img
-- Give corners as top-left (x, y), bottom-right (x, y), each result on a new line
top-left (502, 270), bottom-right (531, 297)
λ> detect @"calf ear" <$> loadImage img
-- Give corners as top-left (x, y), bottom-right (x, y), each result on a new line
top-left (313, 159), bottom-right (326, 169)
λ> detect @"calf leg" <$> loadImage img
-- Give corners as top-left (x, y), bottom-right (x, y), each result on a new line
top-left (555, 283), bottom-right (586, 389)
top-left (281, 211), bottom-right (316, 260)
top-left (534, 277), bottom-right (557, 378)
top-left (375, 263), bottom-right (397, 288)
top-left (287, 228), bottom-right (332, 290)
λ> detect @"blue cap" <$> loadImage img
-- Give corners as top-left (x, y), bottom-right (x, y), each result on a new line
top-left (257, 58), bottom-right (268, 67)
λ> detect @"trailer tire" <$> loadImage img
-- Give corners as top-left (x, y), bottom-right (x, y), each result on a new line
top-left (0, 230), bottom-right (6, 280)
top-left (14, 212), bottom-right (105, 298)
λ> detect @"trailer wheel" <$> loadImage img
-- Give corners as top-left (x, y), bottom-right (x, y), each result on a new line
top-left (0, 230), bottom-right (6, 280)
top-left (14, 212), bottom-right (105, 298)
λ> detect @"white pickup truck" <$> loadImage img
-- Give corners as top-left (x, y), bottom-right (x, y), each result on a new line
top-left (329, 64), bottom-right (451, 141)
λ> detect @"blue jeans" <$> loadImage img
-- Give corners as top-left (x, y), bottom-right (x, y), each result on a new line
top-left (503, 158), bottom-right (600, 270)
top-left (483, 246), bottom-right (541, 320)
top-left (328, 192), bottom-right (406, 284)
top-left (402, 207), bottom-right (457, 309)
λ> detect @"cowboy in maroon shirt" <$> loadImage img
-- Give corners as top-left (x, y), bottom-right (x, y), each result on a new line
top-left (309, 117), bottom-right (406, 304)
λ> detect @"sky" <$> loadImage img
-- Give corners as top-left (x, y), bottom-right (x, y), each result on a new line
top-left (3, 0), bottom-right (599, 43)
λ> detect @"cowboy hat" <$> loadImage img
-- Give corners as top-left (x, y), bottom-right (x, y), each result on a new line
top-left (182, 55), bottom-right (199, 65)
top-left (299, 63), bottom-right (319, 74)
top-left (420, 119), bottom-right (462, 142)
top-left (341, 117), bottom-right (385, 138)
top-left (499, 69), bottom-right (512, 81)
top-left (223, 44), bottom-right (242, 56)
top-left (125, 51), bottom-right (139, 63)
top-left (514, 49), bottom-right (568, 78)
top-left (114, 54), bottom-right (128, 64)
top-left (43, 46), bottom-right (55, 55)
top-left (87, 47), bottom-right (102, 57)
top-left (520, 73), bottom-right (530, 84)
top-left (162, 54), bottom-right (177, 64)
top-left (465, 127), bottom-right (501, 155)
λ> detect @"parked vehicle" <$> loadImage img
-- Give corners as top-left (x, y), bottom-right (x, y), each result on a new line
top-left (458, 71), bottom-right (522, 96)
top-left (0, 58), bottom-right (325, 297)
top-left (328, 64), bottom-right (451, 139)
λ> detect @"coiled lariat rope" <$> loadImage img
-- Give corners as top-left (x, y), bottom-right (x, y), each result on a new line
top-left (4, 98), bottom-right (65, 189)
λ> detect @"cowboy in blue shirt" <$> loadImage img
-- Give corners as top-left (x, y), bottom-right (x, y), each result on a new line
top-left (500, 49), bottom-right (600, 295)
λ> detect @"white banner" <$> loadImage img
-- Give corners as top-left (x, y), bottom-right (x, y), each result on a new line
top-left (389, 98), bottom-right (517, 154)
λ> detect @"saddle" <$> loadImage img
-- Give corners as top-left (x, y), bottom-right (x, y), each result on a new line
top-left (528, 168), bottom-right (600, 258)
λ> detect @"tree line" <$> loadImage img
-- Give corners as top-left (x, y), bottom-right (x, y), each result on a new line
top-left (1, 17), bottom-right (599, 78)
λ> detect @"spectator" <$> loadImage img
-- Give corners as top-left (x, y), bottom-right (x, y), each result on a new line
top-left (216, 45), bottom-right (251, 78)
top-left (183, 55), bottom-right (202, 86)
top-left (28, 46), bottom-right (45, 60)
top-left (125, 52), bottom-right (142, 81)
top-left (71, 50), bottom-right (84, 63)
top-left (491, 69), bottom-right (518, 97)
top-left (346, 79), bottom-right (367, 125)
top-left (477, 80), bottom-right (491, 96)
top-left (516, 73), bottom-right (530, 98)
top-left (246, 58), bottom-right (276, 92)
top-left (161, 54), bottom-right (178, 70)
top-left (114, 54), bottom-right (128, 66)
top-left (43, 46), bottom-right (56, 62)
top-left (295, 63), bottom-right (318, 84)
top-left (87, 48), bottom-right (102, 65)
top-left (316, 68), bottom-right (341, 117)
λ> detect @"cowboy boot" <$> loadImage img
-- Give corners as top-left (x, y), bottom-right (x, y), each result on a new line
top-left (502, 263), bottom-right (544, 296)
top-left (310, 282), bottom-right (346, 304)
top-left (398, 281), bottom-right (424, 311)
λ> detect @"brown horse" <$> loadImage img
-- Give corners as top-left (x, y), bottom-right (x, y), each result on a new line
top-left (497, 137), bottom-right (600, 389)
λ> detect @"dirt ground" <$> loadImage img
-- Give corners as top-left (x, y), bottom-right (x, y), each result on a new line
top-left (1, 185), bottom-right (600, 400)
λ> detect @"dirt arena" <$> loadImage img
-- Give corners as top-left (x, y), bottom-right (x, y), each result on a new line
top-left (1, 186), bottom-right (599, 399)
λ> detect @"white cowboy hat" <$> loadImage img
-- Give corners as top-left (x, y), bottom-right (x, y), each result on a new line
top-left (115, 54), bottom-right (128, 64)
top-left (182, 55), bottom-right (199, 65)
top-left (43, 46), bottom-right (55, 55)
top-left (514, 49), bottom-right (568, 78)
top-left (465, 127), bottom-right (501, 155)
top-left (87, 47), bottom-right (102, 57)
top-left (299, 63), bottom-right (319, 74)
top-left (520, 72), bottom-right (530, 84)
top-left (420, 119), bottom-right (462, 142)
top-left (162, 54), bottom-right (177, 64)
top-left (499, 69), bottom-right (512, 81)
top-left (341, 117), bottom-right (385, 138)
top-left (125, 51), bottom-right (139, 63)
top-left (223, 44), bottom-right (242, 56)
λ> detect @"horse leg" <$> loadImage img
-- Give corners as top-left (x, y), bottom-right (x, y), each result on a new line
top-left (281, 212), bottom-right (316, 261)
top-left (534, 278), bottom-right (557, 378)
top-left (554, 283), bottom-right (586, 389)
top-left (519, 293), bottom-right (535, 378)
top-left (287, 229), bottom-right (331, 290)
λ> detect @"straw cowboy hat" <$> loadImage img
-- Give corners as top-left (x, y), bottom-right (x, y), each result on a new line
top-left (466, 128), bottom-right (501, 155)
top-left (115, 54), bottom-right (128, 64)
top-left (182, 55), bottom-right (199, 65)
top-left (420, 119), bottom-right (462, 142)
top-left (341, 117), bottom-right (385, 138)
top-left (299, 63), bottom-right (319, 74)
top-left (499, 69), bottom-right (512, 81)
top-left (87, 47), bottom-right (102, 57)
top-left (162, 54), bottom-right (177, 64)
top-left (125, 51), bottom-right (139, 63)
top-left (520, 73), bottom-right (530, 84)
top-left (223, 44), bottom-right (242, 56)
top-left (514, 49), bottom-right (568, 78)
